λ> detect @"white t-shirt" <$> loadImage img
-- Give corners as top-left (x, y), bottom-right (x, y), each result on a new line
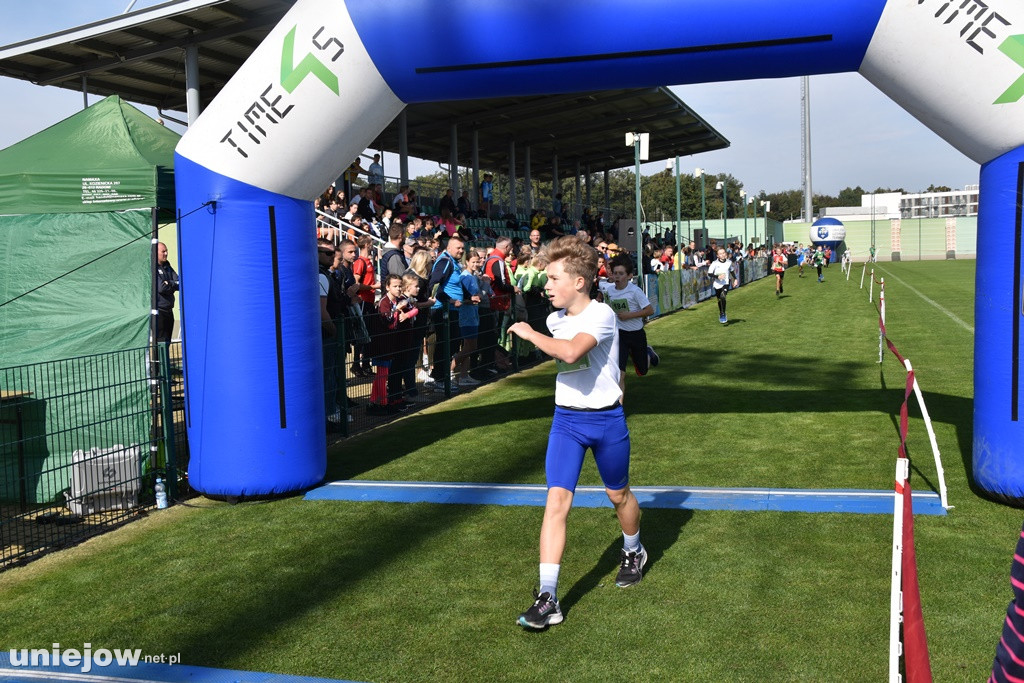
top-left (546, 299), bottom-right (622, 409)
top-left (707, 258), bottom-right (733, 290)
top-left (600, 281), bottom-right (651, 332)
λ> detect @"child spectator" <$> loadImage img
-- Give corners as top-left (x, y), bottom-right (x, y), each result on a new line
top-left (368, 274), bottom-right (415, 415)
top-left (393, 272), bottom-right (424, 402)
top-left (454, 250), bottom-right (483, 386)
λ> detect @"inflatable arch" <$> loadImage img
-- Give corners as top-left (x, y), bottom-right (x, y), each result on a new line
top-left (175, 0), bottom-right (1024, 500)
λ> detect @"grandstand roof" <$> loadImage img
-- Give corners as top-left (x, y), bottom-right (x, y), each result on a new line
top-left (0, 0), bottom-right (729, 174)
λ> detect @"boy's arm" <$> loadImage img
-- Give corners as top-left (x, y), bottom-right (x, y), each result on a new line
top-left (508, 324), bottom-right (597, 364)
top-left (618, 304), bottom-right (654, 320)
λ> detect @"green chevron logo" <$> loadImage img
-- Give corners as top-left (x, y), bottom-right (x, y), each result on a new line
top-left (280, 26), bottom-right (339, 95)
top-left (994, 34), bottom-right (1024, 104)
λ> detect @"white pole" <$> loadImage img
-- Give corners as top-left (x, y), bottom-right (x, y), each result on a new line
top-left (889, 457), bottom-right (907, 683)
top-left (860, 262), bottom-right (867, 289)
top-left (846, 258), bottom-right (852, 281)
top-left (869, 268), bottom-right (875, 302)
top-left (903, 359), bottom-right (952, 510)
top-left (878, 278), bottom-right (885, 364)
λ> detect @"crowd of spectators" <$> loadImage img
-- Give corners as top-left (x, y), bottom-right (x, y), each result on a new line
top-left (312, 166), bottom-right (777, 430)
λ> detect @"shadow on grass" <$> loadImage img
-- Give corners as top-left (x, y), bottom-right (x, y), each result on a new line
top-left (561, 505), bottom-right (693, 617)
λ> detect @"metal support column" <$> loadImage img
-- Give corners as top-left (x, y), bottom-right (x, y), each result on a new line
top-left (449, 124), bottom-right (460, 197)
top-left (552, 153), bottom-right (559, 214)
top-left (508, 140), bottom-right (517, 217)
top-left (185, 42), bottom-right (201, 125)
top-left (604, 169), bottom-right (610, 217)
top-left (398, 109), bottom-right (409, 185)
top-left (524, 145), bottom-right (533, 214)
top-left (471, 129), bottom-right (480, 212)
top-left (574, 160), bottom-right (582, 223)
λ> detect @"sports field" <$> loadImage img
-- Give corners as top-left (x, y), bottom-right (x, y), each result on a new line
top-left (0, 259), bottom-right (1019, 681)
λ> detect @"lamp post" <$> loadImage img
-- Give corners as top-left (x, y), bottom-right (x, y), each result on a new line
top-left (716, 179), bottom-right (727, 243)
top-left (669, 157), bottom-right (680, 243)
top-left (740, 190), bottom-right (747, 247)
top-left (760, 199), bottom-right (771, 248)
top-left (694, 167), bottom-right (706, 242)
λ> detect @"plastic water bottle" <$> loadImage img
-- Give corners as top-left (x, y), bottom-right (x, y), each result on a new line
top-left (155, 477), bottom-right (168, 509)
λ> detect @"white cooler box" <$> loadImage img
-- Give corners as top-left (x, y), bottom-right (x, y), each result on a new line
top-left (65, 444), bottom-right (141, 515)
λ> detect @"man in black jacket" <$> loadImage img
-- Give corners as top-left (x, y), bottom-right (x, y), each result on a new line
top-left (155, 242), bottom-right (179, 343)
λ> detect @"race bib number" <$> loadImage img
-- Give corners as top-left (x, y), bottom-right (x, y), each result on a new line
top-left (609, 298), bottom-right (629, 313)
top-left (555, 354), bottom-right (591, 374)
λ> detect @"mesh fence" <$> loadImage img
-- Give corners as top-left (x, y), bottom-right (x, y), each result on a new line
top-left (0, 343), bottom-right (185, 569)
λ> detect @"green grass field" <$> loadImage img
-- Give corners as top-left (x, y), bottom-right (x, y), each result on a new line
top-left (1, 259), bottom-right (1019, 682)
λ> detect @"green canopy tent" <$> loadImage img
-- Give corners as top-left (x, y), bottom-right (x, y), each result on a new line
top-left (0, 95), bottom-right (179, 505)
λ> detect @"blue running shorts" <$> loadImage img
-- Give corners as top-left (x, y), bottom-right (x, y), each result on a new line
top-left (545, 405), bottom-right (631, 492)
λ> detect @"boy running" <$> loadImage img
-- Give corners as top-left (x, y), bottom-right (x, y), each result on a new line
top-left (707, 247), bottom-right (738, 324)
top-left (600, 255), bottom-right (659, 398)
top-left (509, 237), bottom-right (646, 630)
top-left (812, 245), bottom-right (826, 282)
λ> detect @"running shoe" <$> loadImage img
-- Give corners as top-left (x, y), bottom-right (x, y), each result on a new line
top-left (647, 346), bottom-right (660, 367)
top-left (719, 314), bottom-right (727, 324)
top-left (517, 591), bottom-right (563, 630)
top-left (615, 546), bottom-right (648, 588)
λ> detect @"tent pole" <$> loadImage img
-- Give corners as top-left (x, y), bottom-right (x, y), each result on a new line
top-left (81, 76), bottom-right (88, 109)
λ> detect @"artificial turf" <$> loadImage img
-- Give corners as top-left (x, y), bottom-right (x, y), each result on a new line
top-left (0, 258), bottom-right (1018, 682)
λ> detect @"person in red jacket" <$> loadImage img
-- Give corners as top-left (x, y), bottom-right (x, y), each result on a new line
top-left (350, 236), bottom-right (377, 376)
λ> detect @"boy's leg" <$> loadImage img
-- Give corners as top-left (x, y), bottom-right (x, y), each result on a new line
top-left (539, 487), bottom-right (575, 566)
top-left (606, 484), bottom-right (640, 536)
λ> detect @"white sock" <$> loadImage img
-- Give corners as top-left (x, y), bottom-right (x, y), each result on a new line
top-left (623, 530), bottom-right (641, 554)
top-left (539, 563), bottom-right (560, 599)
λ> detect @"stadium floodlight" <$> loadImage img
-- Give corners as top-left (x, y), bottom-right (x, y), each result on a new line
top-left (716, 180), bottom-right (727, 241)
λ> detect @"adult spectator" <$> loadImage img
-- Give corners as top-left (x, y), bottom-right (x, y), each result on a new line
top-left (528, 228), bottom-right (543, 252)
top-left (393, 185), bottom-right (411, 215)
top-left (576, 228), bottom-right (591, 245)
top-left (342, 158), bottom-right (367, 200)
top-left (484, 237), bottom-right (516, 368)
top-left (426, 235), bottom-right (467, 388)
top-left (479, 173), bottom-right (493, 218)
top-left (439, 188), bottom-right (457, 216)
top-left (350, 236), bottom-right (377, 376)
top-left (357, 187), bottom-right (376, 221)
top-left (318, 239), bottom-right (346, 428)
top-left (379, 222), bottom-right (409, 281)
top-left (552, 193), bottom-right (563, 218)
top-left (367, 153), bottom-right (384, 187)
top-left (457, 190), bottom-right (472, 217)
top-left (155, 242), bottom-right (179, 343)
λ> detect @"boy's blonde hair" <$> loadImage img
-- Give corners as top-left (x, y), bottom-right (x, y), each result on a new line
top-left (540, 236), bottom-right (598, 285)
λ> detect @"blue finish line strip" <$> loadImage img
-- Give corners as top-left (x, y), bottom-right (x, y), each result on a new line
top-left (305, 481), bottom-right (947, 516)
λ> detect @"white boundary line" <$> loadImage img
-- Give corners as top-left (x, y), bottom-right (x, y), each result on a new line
top-left (874, 264), bottom-right (973, 333)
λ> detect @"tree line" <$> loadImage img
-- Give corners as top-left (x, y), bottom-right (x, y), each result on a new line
top-left (409, 168), bottom-right (951, 223)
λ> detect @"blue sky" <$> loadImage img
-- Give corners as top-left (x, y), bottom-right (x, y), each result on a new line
top-left (0, 1), bottom-right (983, 198)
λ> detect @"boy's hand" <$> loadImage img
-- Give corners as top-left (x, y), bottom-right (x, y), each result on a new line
top-left (615, 310), bottom-right (631, 321)
top-left (508, 322), bottom-right (533, 340)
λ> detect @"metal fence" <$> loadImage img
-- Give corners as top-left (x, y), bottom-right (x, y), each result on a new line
top-left (0, 342), bottom-right (185, 569)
